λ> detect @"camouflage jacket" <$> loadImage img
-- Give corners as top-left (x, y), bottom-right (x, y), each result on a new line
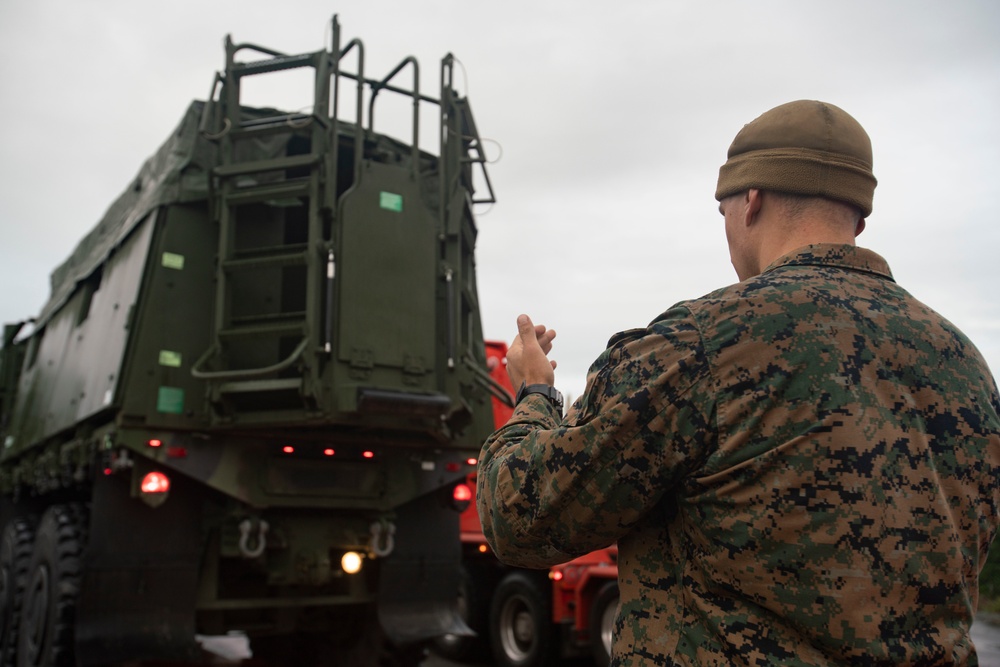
top-left (478, 244), bottom-right (1000, 666)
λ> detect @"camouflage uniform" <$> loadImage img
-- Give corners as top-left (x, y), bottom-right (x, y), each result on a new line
top-left (478, 243), bottom-right (1000, 665)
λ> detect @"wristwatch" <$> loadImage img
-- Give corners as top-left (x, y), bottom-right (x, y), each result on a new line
top-left (515, 382), bottom-right (564, 413)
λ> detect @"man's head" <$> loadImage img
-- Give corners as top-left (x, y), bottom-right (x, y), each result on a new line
top-left (716, 101), bottom-right (877, 280)
top-left (715, 100), bottom-right (877, 218)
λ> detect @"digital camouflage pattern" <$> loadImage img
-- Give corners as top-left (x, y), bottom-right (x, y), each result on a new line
top-left (478, 243), bottom-right (1000, 666)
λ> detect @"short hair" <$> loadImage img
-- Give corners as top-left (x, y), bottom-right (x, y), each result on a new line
top-left (767, 191), bottom-right (863, 225)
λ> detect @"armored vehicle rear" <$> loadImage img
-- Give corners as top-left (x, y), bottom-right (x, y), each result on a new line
top-left (0, 16), bottom-right (501, 666)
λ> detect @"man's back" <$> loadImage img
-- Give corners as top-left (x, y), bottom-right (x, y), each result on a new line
top-left (615, 243), bottom-right (1000, 665)
top-left (478, 100), bottom-right (1000, 667)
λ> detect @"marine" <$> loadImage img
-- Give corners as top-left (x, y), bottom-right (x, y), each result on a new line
top-left (477, 100), bottom-right (1000, 665)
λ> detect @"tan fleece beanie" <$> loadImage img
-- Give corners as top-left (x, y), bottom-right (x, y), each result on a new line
top-left (715, 100), bottom-right (877, 217)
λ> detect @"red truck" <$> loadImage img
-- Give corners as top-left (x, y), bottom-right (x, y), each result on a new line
top-left (438, 341), bottom-right (619, 667)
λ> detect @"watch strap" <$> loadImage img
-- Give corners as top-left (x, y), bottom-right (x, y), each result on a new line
top-left (515, 382), bottom-right (564, 413)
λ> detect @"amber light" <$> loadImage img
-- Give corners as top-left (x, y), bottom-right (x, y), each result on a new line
top-left (141, 471), bottom-right (170, 494)
top-left (478, 544), bottom-right (489, 554)
top-left (341, 551), bottom-right (363, 574)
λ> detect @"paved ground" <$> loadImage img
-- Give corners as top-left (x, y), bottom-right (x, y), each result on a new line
top-left (193, 613), bottom-right (1000, 666)
top-left (972, 612), bottom-right (1000, 666)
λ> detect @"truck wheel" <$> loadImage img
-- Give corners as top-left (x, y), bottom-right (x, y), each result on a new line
top-left (433, 564), bottom-right (489, 662)
top-left (589, 580), bottom-right (618, 667)
top-left (0, 517), bottom-right (35, 667)
top-left (16, 505), bottom-right (87, 667)
top-left (489, 571), bottom-right (555, 667)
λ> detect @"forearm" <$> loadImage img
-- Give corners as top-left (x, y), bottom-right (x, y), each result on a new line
top-left (478, 306), bottom-right (707, 567)
top-left (477, 393), bottom-right (657, 567)
top-left (476, 395), bottom-right (580, 568)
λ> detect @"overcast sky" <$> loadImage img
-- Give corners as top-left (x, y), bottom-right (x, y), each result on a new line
top-left (1, 1), bottom-right (998, 399)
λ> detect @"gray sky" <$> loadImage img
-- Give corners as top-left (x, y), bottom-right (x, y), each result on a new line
top-left (1, 0), bottom-right (998, 399)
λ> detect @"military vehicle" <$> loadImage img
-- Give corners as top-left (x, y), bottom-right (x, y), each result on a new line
top-left (0, 16), bottom-right (504, 666)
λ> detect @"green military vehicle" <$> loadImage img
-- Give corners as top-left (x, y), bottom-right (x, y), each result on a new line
top-left (0, 16), bottom-right (502, 666)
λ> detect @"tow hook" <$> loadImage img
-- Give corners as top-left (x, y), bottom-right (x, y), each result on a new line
top-left (238, 517), bottom-right (269, 558)
top-left (369, 518), bottom-right (396, 557)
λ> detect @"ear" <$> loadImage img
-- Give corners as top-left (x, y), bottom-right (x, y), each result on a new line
top-left (744, 189), bottom-right (763, 226)
top-left (855, 218), bottom-right (866, 237)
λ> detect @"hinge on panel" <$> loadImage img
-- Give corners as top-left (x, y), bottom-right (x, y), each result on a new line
top-left (349, 348), bottom-right (374, 380)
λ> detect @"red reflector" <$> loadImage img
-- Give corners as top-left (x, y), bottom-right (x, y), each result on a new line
top-left (453, 484), bottom-right (473, 503)
top-left (362, 451), bottom-right (374, 459)
top-left (282, 446), bottom-right (295, 454)
top-left (166, 446), bottom-right (187, 458)
top-left (466, 457), bottom-right (478, 466)
top-left (148, 439), bottom-right (162, 448)
top-left (141, 472), bottom-right (170, 494)
top-left (445, 462), bottom-right (461, 472)
top-left (323, 448), bottom-right (335, 456)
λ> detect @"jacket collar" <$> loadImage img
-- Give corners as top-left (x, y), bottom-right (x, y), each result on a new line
top-left (762, 243), bottom-right (894, 282)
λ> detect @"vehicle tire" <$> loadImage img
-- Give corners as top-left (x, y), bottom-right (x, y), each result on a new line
top-left (0, 517), bottom-right (35, 667)
top-left (16, 504), bottom-right (88, 667)
top-left (489, 570), bottom-right (556, 667)
top-left (589, 580), bottom-right (618, 667)
top-left (432, 563), bottom-right (489, 663)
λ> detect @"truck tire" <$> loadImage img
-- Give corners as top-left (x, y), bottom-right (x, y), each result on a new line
top-left (0, 517), bottom-right (35, 667)
top-left (589, 580), bottom-right (618, 667)
top-left (16, 504), bottom-right (87, 667)
top-left (432, 564), bottom-right (489, 662)
top-left (489, 570), bottom-right (556, 667)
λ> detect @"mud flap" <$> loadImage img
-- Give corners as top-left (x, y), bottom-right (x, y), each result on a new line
top-left (376, 489), bottom-right (474, 645)
top-left (74, 469), bottom-right (204, 665)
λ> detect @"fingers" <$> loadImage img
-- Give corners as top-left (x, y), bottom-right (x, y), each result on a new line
top-left (535, 324), bottom-right (556, 354)
top-left (518, 315), bottom-right (556, 354)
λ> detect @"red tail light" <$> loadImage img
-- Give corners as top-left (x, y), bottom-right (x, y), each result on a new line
top-left (453, 484), bottom-right (473, 503)
top-left (141, 471), bottom-right (170, 494)
top-left (451, 483), bottom-right (473, 512)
